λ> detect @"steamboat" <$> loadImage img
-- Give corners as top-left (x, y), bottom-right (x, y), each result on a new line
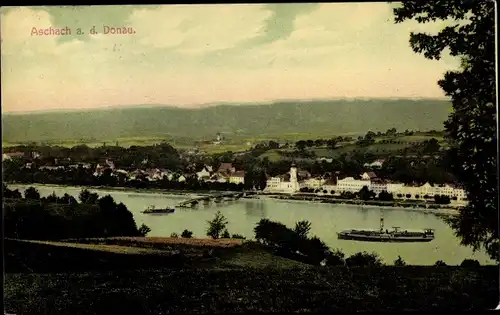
top-left (337, 215), bottom-right (435, 243)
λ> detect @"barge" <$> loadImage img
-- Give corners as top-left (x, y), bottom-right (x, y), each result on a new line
top-left (142, 205), bottom-right (175, 214)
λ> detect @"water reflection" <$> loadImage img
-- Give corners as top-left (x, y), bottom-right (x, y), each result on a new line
top-left (245, 200), bottom-right (266, 218)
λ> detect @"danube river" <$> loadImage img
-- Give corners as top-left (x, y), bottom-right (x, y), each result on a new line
top-left (9, 184), bottom-right (494, 266)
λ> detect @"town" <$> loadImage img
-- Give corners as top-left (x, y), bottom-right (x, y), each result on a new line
top-left (2, 136), bottom-right (467, 207)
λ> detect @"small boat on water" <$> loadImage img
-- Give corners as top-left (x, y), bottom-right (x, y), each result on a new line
top-left (142, 205), bottom-right (175, 214)
top-left (337, 215), bottom-right (435, 243)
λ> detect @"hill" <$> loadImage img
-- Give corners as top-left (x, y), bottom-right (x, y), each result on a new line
top-left (4, 238), bottom-right (498, 313)
top-left (2, 99), bottom-right (452, 143)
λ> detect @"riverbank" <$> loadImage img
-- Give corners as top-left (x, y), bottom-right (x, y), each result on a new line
top-left (7, 182), bottom-right (462, 216)
top-left (4, 238), bottom-right (497, 313)
top-left (6, 182), bottom-right (218, 197)
top-left (262, 193), bottom-right (461, 215)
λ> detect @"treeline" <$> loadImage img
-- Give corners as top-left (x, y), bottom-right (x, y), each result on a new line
top-left (3, 142), bottom-right (186, 171)
top-left (3, 185), bottom-right (150, 240)
top-left (294, 129), bottom-right (444, 150)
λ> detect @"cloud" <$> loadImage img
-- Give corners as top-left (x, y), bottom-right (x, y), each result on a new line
top-left (239, 3), bottom-right (460, 70)
top-left (128, 4), bottom-right (272, 54)
top-left (1, 4), bottom-right (462, 113)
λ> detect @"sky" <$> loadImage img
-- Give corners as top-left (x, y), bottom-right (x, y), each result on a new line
top-left (1, 3), bottom-right (461, 113)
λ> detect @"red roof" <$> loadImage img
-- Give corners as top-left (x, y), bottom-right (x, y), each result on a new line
top-left (218, 163), bottom-right (234, 171)
top-left (232, 171), bottom-right (245, 177)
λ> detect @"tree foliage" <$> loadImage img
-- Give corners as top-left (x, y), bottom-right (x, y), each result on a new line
top-left (206, 210), bottom-right (228, 239)
top-left (394, 1), bottom-right (497, 260)
top-left (181, 229), bottom-right (193, 238)
top-left (293, 220), bottom-right (312, 239)
top-left (3, 186), bottom-right (145, 239)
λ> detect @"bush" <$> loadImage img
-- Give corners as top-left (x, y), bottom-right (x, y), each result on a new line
top-left (434, 194), bottom-right (451, 205)
top-left (231, 234), bottom-right (246, 239)
top-left (221, 229), bottom-right (230, 238)
top-left (325, 249), bottom-right (345, 266)
top-left (434, 260), bottom-right (447, 266)
top-left (170, 232), bottom-right (179, 238)
top-left (460, 259), bottom-right (480, 268)
top-left (346, 252), bottom-right (383, 267)
top-left (394, 255), bottom-right (406, 266)
top-left (300, 236), bottom-right (331, 265)
top-left (181, 229), bottom-right (193, 238)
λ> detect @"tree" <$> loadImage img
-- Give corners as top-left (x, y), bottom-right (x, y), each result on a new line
top-left (434, 260), bottom-right (447, 267)
top-left (138, 224), bottom-right (151, 236)
top-left (326, 138), bottom-right (338, 150)
top-left (394, 1), bottom-right (497, 260)
top-left (24, 187), bottom-right (40, 200)
top-left (294, 220), bottom-right (312, 239)
top-left (378, 191), bottom-right (394, 202)
top-left (423, 138), bottom-right (441, 153)
top-left (460, 259), bottom-right (480, 268)
top-left (206, 210), bottom-right (228, 239)
top-left (295, 140), bottom-right (307, 151)
top-left (434, 194), bottom-right (451, 205)
top-left (181, 229), bottom-right (193, 238)
top-left (79, 189), bottom-right (99, 204)
top-left (394, 255), bottom-right (407, 266)
top-left (358, 186), bottom-right (375, 201)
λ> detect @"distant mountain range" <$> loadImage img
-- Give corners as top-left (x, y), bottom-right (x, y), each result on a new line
top-left (2, 99), bottom-right (452, 143)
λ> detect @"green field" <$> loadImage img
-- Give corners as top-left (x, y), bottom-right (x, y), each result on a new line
top-left (258, 134), bottom-right (446, 161)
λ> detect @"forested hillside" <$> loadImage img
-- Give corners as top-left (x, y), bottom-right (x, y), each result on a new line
top-left (2, 99), bottom-right (451, 142)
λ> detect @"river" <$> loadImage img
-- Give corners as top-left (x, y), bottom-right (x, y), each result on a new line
top-left (8, 184), bottom-right (494, 266)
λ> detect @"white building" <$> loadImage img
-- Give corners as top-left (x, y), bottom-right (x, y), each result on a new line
top-left (386, 183), bottom-right (405, 194)
top-left (229, 171), bottom-right (245, 184)
top-left (264, 165), bottom-right (301, 194)
top-left (196, 166), bottom-right (212, 179)
top-left (369, 180), bottom-right (388, 195)
top-left (336, 177), bottom-right (371, 193)
top-left (387, 182), bottom-right (467, 202)
top-left (303, 177), bottom-right (326, 189)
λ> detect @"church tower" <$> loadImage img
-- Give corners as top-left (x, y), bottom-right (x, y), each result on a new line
top-left (289, 163), bottom-right (299, 192)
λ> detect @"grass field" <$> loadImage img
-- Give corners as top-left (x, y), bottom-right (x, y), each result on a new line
top-left (4, 238), bottom-right (498, 313)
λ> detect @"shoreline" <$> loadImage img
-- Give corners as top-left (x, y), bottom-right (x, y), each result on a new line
top-left (6, 182), bottom-right (460, 216)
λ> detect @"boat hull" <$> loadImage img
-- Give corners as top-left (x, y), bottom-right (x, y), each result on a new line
top-left (142, 209), bottom-right (175, 214)
top-left (337, 232), bottom-right (434, 243)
